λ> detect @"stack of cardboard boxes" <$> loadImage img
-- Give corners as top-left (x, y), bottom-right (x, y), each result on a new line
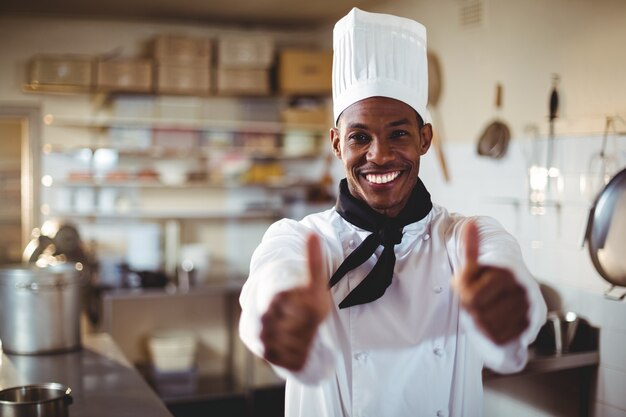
top-left (25, 34), bottom-right (333, 103)
top-left (96, 58), bottom-right (153, 93)
top-left (152, 35), bottom-right (212, 95)
top-left (277, 49), bottom-right (334, 126)
top-left (215, 36), bottom-right (274, 96)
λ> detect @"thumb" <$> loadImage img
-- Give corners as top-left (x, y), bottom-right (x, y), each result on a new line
top-left (455, 219), bottom-right (481, 288)
top-left (463, 219), bottom-right (480, 271)
top-left (304, 233), bottom-right (326, 294)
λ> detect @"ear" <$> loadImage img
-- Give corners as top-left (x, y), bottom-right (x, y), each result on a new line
top-left (330, 127), bottom-right (342, 159)
top-left (419, 124), bottom-right (433, 155)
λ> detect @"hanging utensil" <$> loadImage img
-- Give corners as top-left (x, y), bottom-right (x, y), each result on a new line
top-left (546, 74), bottom-right (559, 169)
top-left (581, 116), bottom-right (620, 201)
top-left (477, 83), bottom-right (511, 158)
top-left (427, 51), bottom-right (450, 182)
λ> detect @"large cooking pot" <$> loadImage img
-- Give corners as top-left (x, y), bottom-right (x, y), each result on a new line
top-left (584, 167), bottom-right (626, 299)
top-left (0, 264), bottom-right (83, 354)
top-left (0, 383), bottom-right (72, 417)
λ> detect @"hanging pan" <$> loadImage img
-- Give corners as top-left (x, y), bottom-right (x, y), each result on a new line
top-left (584, 167), bottom-right (626, 299)
top-left (477, 83), bottom-right (511, 158)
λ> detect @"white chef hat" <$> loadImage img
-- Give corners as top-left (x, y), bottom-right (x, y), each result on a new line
top-left (332, 7), bottom-right (429, 125)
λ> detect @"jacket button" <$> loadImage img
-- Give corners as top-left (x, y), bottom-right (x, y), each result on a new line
top-left (433, 285), bottom-right (443, 294)
top-left (436, 410), bottom-right (445, 417)
top-left (423, 233), bottom-right (431, 241)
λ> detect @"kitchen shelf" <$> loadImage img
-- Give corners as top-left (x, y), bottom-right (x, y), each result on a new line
top-left (483, 348), bottom-right (599, 381)
top-left (44, 114), bottom-right (329, 135)
top-left (102, 277), bottom-right (247, 301)
top-left (43, 145), bottom-right (323, 162)
top-left (49, 178), bottom-right (315, 190)
top-left (48, 209), bottom-right (283, 221)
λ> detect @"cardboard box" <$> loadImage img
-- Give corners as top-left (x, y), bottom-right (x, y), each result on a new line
top-left (97, 59), bottom-right (153, 92)
top-left (153, 35), bottom-right (212, 65)
top-left (217, 36), bottom-right (274, 69)
top-left (216, 68), bottom-right (270, 96)
top-left (155, 59), bottom-right (211, 95)
top-left (278, 50), bottom-right (333, 95)
top-left (281, 106), bottom-right (331, 126)
top-left (28, 55), bottom-right (93, 90)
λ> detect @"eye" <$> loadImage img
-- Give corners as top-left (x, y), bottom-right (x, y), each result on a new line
top-left (390, 130), bottom-right (409, 139)
top-left (348, 132), bottom-right (370, 143)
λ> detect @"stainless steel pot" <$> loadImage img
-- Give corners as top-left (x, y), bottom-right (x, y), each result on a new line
top-left (0, 264), bottom-right (82, 354)
top-left (0, 383), bottom-right (72, 417)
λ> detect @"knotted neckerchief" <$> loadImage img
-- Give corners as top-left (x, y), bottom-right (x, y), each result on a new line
top-left (330, 178), bottom-right (432, 308)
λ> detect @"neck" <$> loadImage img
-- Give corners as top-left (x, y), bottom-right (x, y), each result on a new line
top-left (346, 185), bottom-right (408, 218)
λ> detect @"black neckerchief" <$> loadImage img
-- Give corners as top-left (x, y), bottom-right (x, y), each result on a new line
top-left (330, 178), bottom-right (432, 308)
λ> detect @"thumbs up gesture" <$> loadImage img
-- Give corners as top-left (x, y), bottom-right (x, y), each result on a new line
top-left (453, 220), bottom-right (530, 345)
top-left (260, 233), bottom-right (332, 371)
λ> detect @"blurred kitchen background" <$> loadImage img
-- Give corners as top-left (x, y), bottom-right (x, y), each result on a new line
top-left (0, 0), bottom-right (625, 416)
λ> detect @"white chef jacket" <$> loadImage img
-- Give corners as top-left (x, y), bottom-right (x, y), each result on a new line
top-left (239, 203), bottom-right (547, 417)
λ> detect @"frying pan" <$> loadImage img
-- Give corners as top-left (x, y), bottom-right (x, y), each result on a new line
top-left (584, 167), bottom-right (626, 299)
top-left (477, 83), bottom-right (511, 158)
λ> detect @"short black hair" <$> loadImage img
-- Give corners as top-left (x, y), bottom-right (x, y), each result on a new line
top-left (415, 112), bottom-right (424, 129)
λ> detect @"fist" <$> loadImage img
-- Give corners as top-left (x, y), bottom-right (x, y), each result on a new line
top-left (453, 220), bottom-right (530, 345)
top-left (260, 233), bottom-right (331, 371)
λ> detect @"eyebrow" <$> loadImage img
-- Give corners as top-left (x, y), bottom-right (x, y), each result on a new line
top-left (346, 118), bottom-right (411, 130)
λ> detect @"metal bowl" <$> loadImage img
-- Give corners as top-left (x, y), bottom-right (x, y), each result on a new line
top-left (0, 383), bottom-right (72, 417)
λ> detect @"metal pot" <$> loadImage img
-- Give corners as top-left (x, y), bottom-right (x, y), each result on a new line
top-left (0, 383), bottom-right (72, 417)
top-left (0, 264), bottom-right (82, 354)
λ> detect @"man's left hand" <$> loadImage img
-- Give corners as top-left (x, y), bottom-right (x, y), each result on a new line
top-left (453, 220), bottom-right (530, 345)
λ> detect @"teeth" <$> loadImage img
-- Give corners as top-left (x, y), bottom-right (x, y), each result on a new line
top-left (365, 171), bottom-right (400, 184)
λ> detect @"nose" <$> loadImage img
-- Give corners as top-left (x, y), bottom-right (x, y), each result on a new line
top-left (367, 138), bottom-right (394, 165)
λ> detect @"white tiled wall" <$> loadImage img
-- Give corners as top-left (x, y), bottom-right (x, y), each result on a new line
top-left (419, 133), bottom-right (626, 415)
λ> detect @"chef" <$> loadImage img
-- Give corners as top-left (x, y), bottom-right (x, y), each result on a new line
top-left (239, 7), bottom-right (547, 417)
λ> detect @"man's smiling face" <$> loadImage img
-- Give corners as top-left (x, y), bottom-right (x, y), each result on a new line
top-left (331, 97), bottom-right (432, 217)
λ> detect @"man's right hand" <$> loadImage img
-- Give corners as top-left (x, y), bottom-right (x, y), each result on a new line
top-left (260, 233), bottom-right (332, 371)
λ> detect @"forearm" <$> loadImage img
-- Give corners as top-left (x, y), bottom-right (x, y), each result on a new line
top-left (452, 216), bottom-right (547, 372)
top-left (238, 220), bottom-right (337, 384)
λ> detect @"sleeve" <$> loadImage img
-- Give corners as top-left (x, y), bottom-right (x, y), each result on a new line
top-left (447, 216), bottom-right (547, 373)
top-left (238, 218), bottom-right (337, 385)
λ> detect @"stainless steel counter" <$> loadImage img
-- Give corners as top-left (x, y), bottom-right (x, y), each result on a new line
top-left (0, 333), bottom-right (173, 417)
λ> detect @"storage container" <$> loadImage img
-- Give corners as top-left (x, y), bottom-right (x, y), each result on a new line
top-left (216, 68), bottom-right (270, 96)
top-left (217, 36), bottom-right (274, 69)
top-left (0, 383), bottom-right (72, 417)
top-left (278, 49), bottom-right (333, 95)
top-left (152, 128), bottom-right (200, 151)
top-left (96, 59), bottom-right (153, 92)
top-left (152, 35), bottom-right (212, 64)
top-left (148, 329), bottom-right (197, 372)
top-left (155, 59), bottom-right (211, 95)
top-left (28, 55), bottom-right (93, 91)
top-left (0, 264), bottom-right (83, 355)
top-left (281, 106), bottom-right (331, 126)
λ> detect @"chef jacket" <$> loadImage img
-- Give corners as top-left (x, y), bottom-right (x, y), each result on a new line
top-left (239, 203), bottom-right (547, 417)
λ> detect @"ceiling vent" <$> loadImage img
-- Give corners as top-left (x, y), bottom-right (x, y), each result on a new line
top-left (459, 0), bottom-right (484, 27)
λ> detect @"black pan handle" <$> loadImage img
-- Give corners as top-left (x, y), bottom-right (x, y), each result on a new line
top-left (549, 74), bottom-right (559, 121)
